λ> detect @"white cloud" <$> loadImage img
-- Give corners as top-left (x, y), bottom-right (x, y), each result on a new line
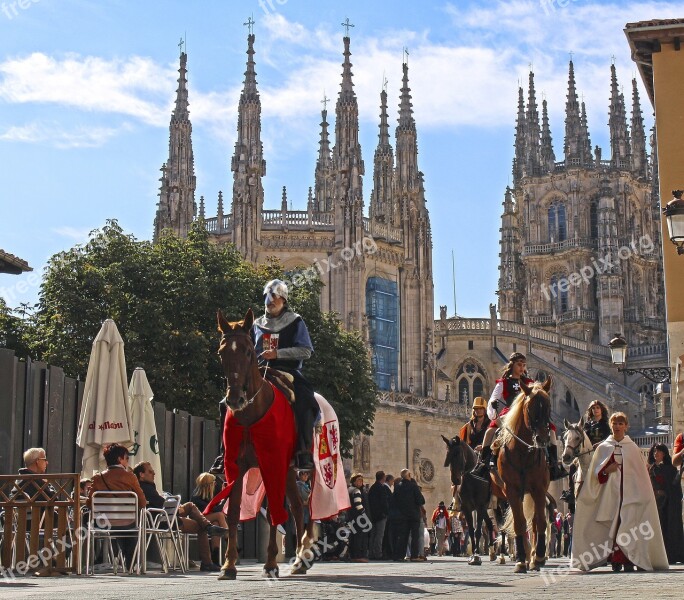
top-left (0, 53), bottom-right (174, 126)
top-left (0, 122), bottom-right (126, 148)
top-left (51, 226), bottom-right (92, 241)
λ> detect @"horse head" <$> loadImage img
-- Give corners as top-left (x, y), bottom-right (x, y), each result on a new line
top-left (217, 308), bottom-right (258, 412)
top-left (561, 416), bottom-right (587, 466)
top-left (520, 376), bottom-right (552, 449)
top-left (442, 434), bottom-right (467, 485)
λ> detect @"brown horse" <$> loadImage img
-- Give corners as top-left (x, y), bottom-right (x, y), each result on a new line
top-left (497, 377), bottom-right (552, 573)
top-left (216, 308), bottom-right (315, 580)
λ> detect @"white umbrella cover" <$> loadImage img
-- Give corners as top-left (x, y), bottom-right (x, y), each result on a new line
top-left (128, 367), bottom-right (163, 491)
top-left (76, 319), bottom-right (134, 478)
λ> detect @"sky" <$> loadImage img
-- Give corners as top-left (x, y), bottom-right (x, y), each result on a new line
top-left (0, 0), bottom-right (680, 318)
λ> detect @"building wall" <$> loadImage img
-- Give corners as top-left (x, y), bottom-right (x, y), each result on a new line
top-left (652, 44), bottom-right (684, 436)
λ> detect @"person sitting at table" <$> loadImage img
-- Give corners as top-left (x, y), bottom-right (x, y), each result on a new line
top-left (133, 461), bottom-right (228, 571)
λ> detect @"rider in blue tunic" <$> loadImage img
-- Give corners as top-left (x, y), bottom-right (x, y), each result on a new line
top-left (252, 279), bottom-right (318, 472)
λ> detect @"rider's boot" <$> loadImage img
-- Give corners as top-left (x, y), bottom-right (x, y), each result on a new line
top-left (548, 444), bottom-right (569, 481)
top-left (475, 446), bottom-right (492, 478)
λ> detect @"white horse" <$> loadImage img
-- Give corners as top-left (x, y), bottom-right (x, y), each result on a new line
top-left (561, 417), bottom-right (593, 499)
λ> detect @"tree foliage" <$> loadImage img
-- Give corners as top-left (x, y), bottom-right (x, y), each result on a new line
top-left (4, 220), bottom-right (376, 454)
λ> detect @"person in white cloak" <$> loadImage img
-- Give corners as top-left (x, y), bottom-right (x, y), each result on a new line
top-left (571, 412), bottom-right (668, 572)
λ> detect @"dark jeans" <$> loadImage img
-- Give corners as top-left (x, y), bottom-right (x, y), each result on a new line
top-left (109, 525), bottom-right (138, 568)
top-left (349, 529), bottom-right (369, 559)
top-left (393, 518), bottom-right (421, 560)
top-left (383, 518), bottom-right (394, 559)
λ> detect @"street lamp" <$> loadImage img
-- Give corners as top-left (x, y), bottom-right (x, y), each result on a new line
top-left (663, 190), bottom-right (684, 255)
top-left (608, 333), bottom-right (671, 384)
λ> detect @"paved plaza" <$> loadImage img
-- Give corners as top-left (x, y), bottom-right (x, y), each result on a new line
top-left (3, 556), bottom-right (683, 599)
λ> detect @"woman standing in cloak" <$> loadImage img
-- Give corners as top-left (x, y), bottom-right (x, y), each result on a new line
top-left (648, 443), bottom-right (684, 564)
top-left (571, 412), bottom-right (668, 572)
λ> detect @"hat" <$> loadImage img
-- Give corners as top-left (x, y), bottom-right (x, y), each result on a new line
top-left (350, 472), bottom-right (363, 483)
top-left (263, 279), bottom-right (289, 302)
top-left (472, 396), bottom-right (487, 409)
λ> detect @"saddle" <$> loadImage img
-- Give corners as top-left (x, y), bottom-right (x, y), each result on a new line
top-left (259, 366), bottom-right (296, 404)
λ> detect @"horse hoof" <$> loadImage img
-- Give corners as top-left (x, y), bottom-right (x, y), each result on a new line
top-left (218, 568), bottom-right (237, 581)
top-left (262, 566), bottom-right (279, 579)
top-left (468, 555), bottom-right (482, 566)
top-left (290, 562), bottom-right (308, 575)
top-left (534, 558), bottom-right (546, 569)
top-left (514, 562), bottom-right (527, 574)
top-left (498, 556), bottom-right (506, 565)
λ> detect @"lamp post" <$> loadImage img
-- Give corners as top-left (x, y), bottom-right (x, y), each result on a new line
top-left (664, 190), bottom-right (684, 255)
top-left (608, 333), bottom-right (671, 384)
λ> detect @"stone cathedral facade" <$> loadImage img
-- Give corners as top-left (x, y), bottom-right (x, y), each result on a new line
top-left (153, 33), bottom-right (434, 398)
top-left (497, 62), bottom-right (666, 347)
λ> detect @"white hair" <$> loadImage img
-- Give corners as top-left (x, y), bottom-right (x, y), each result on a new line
top-left (23, 447), bottom-right (46, 467)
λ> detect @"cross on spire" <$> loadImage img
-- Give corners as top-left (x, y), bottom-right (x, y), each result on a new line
top-left (341, 17), bottom-right (354, 35)
top-left (321, 91), bottom-right (329, 111)
top-left (569, 50), bottom-right (574, 61)
top-left (382, 74), bottom-right (388, 92)
top-left (178, 37), bottom-right (185, 56)
top-left (403, 46), bottom-right (409, 64)
top-left (611, 54), bottom-right (616, 65)
top-left (244, 15), bottom-right (255, 34)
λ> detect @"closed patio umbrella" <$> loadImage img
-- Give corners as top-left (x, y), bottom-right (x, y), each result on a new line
top-left (76, 319), bottom-right (134, 479)
top-left (128, 367), bottom-right (163, 491)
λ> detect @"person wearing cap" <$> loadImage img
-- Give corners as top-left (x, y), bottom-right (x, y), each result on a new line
top-left (458, 396), bottom-right (491, 451)
top-left (252, 279), bottom-right (318, 471)
top-left (478, 352), bottom-right (567, 481)
top-left (431, 501), bottom-right (451, 556)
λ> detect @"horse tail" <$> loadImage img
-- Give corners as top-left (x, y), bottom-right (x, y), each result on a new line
top-left (500, 493), bottom-right (536, 535)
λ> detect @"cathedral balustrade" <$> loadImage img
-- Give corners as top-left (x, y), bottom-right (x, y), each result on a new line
top-left (435, 318), bottom-right (490, 332)
top-left (523, 237), bottom-right (596, 256)
top-left (204, 217), bottom-right (218, 233)
top-left (529, 315), bottom-right (554, 326)
top-left (261, 210), bottom-right (334, 230)
top-left (558, 309), bottom-right (597, 324)
top-left (223, 215), bottom-right (232, 230)
top-left (627, 342), bottom-right (667, 357)
top-left (362, 218), bottom-right (403, 243)
top-left (377, 390), bottom-right (470, 418)
top-left (496, 321), bottom-right (527, 336)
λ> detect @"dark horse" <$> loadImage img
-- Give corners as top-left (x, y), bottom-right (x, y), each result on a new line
top-left (442, 435), bottom-right (508, 564)
top-left (215, 309), bottom-right (315, 580)
top-left (497, 377), bottom-right (552, 573)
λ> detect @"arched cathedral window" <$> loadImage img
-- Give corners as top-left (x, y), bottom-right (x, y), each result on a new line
top-left (548, 201), bottom-right (567, 242)
top-left (590, 200), bottom-right (598, 239)
top-left (549, 273), bottom-right (569, 315)
top-left (454, 360), bottom-right (488, 405)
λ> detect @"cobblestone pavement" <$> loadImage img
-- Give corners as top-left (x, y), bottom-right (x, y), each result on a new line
top-left (3, 556), bottom-right (683, 600)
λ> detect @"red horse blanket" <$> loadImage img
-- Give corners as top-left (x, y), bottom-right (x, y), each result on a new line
top-left (203, 383), bottom-right (296, 525)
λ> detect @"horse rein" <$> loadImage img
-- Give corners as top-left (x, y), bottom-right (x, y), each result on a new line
top-left (219, 331), bottom-right (270, 408)
top-left (563, 432), bottom-right (594, 459)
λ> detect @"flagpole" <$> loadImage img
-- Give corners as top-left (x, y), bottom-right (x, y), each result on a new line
top-left (452, 249), bottom-right (457, 318)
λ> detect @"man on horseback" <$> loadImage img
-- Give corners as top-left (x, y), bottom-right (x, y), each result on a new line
top-left (459, 396), bottom-right (491, 450)
top-left (252, 279), bottom-right (318, 472)
top-left (478, 352), bottom-right (567, 481)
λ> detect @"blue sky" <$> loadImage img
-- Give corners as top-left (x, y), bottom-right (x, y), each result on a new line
top-left (0, 0), bottom-right (679, 317)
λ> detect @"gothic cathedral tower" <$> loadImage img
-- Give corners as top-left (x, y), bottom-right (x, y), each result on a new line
top-left (497, 62), bottom-right (664, 347)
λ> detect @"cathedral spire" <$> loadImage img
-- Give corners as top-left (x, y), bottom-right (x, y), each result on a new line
top-left (526, 71), bottom-right (541, 176)
top-left (153, 50), bottom-right (196, 242)
top-left (230, 31), bottom-right (266, 259)
top-left (540, 98), bottom-right (556, 173)
top-left (370, 86), bottom-right (395, 223)
top-left (580, 100), bottom-right (593, 164)
top-left (513, 86), bottom-right (527, 182)
top-left (564, 60), bottom-right (588, 166)
top-left (314, 96), bottom-right (333, 213)
top-left (630, 78), bottom-right (647, 178)
top-left (608, 63), bottom-right (631, 169)
top-left (498, 185), bottom-right (522, 322)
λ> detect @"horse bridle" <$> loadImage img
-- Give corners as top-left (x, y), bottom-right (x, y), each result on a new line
top-left (563, 428), bottom-right (594, 459)
top-left (219, 330), bottom-right (269, 408)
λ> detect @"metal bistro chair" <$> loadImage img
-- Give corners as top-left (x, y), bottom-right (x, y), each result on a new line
top-left (142, 494), bottom-right (186, 573)
top-left (87, 491), bottom-right (142, 575)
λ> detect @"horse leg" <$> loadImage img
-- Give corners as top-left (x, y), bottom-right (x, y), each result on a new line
top-left (218, 474), bottom-right (244, 581)
top-left (530, 488), bottom-right (547, 570)
top-left (286, 469), bottom-right (310, 575)
top-left (498, 530), bottom-right (507, 564)
top-left (465, 508), bottom-right (480, 565)
top-left (262, 515), bottom-right (280, 578)
top-left (507, 491), bottom-right (527, 573)
top-left (483, 512), bottom-right (496, 561)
